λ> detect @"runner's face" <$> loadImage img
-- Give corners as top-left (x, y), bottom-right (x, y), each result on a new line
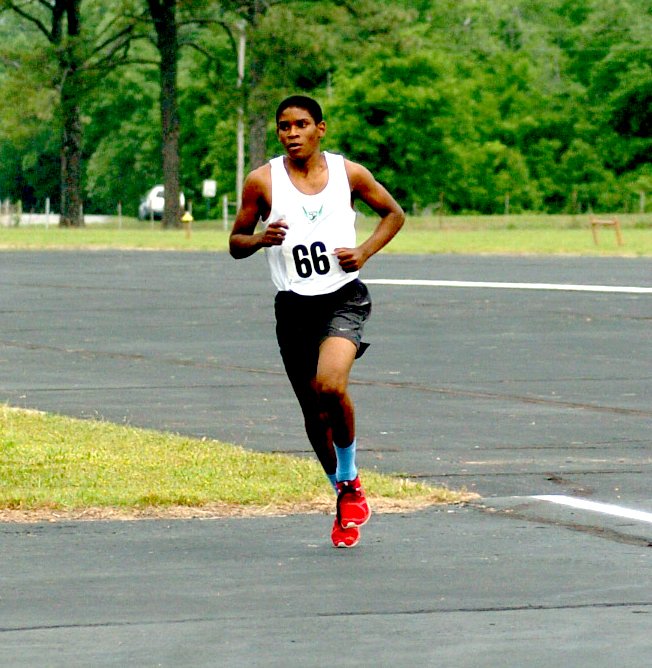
top-left (277, 107), bottom-right (325, 160)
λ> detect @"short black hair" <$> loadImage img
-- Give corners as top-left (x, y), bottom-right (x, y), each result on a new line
top-left (276, 95), bottom-right (323, 125)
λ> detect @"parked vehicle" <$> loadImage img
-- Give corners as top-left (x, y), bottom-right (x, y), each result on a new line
top-left (138, 185), bottom-right (185, 220)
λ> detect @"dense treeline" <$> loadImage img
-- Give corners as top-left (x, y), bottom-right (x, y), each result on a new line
top-left (0, 0), bottom-right (651, 219)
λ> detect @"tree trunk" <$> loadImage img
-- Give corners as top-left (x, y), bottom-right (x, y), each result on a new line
top-left (59, 0), bottom-right (84, 227)
top-left (60, 96), bottom-right (84, 227)
top-left (248, 110), bottom-right (267, 170)
top-left (246, 46), bottom-right (267, 170)
top-left (148, 0), bottom-right (181, 229)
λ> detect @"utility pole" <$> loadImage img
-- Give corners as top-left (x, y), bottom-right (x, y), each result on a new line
top-left (236, 20), bottom-right (246, 210)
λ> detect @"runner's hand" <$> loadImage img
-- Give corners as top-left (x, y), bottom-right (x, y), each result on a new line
top-left (261, 220), bottom-right (288, 247)
top-left (334, 247), bottom-right (367, 272)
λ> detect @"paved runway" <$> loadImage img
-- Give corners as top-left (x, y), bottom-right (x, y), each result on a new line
top-left (1, 251), bottom-right (651, 666)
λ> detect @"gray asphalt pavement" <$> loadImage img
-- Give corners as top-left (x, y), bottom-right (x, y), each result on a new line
top-left (1, 250), bottom-right (651, 666)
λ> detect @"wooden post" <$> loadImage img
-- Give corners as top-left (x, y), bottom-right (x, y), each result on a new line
top-left (438, 191), bottom-right (444, 229)
top-left (590, 219), bottom-right (599, 245)
top-left (614, 217), bottom-right (623, 246)
top-left (590, 216), bottom-right (623, 246)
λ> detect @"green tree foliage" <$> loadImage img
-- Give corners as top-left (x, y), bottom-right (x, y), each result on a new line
top-left (84, 65), bottom-right (161, 214)
top-left (1, 0), bottom-right (651, 216)
top-left (0, 0), bottom-right (141, 223)
top-left (0, 13), bottom-right (60, 208)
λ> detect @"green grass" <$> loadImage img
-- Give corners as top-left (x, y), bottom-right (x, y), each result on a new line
top-left (374, 227), bottom-right (651, 256)
top-left (0, 225), bottom-right (231, 252)
top-left (0, 212), bottom-right (650, 255)
top-left (0, 405), bottom-right (464, 516)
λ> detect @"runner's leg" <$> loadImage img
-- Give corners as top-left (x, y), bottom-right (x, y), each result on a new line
top-left (285, 371), bottom-right (337, 476)
top-left (315, 336), bottom-right (357, 448)
top-left (316, 336), bottom-right (370, 528)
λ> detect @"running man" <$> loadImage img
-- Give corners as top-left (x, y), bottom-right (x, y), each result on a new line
top-left (229, 95), bottom-right (404, 547)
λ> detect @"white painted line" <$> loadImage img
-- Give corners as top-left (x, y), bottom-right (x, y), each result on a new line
top-left (532, 495), bottom-right (652, 524)
top-left (365, 279), bottom-right (652, 294)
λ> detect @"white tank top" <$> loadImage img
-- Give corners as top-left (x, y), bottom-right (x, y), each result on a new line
top-left (264, 151), bottom-right (358, 295)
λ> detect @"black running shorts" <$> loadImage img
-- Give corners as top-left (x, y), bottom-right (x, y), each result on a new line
top-left (274, 278), bottom-right (372, 383)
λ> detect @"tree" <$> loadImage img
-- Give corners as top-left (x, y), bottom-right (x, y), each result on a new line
top-left (145, 0), bottom-right (182, 227)
top-left (0, 0), bottom-right (137, 225)
top-left (5, 0), bottom-right (651, 218)
top-left (221, 0), bottom-right (372, 170)
top-left (1, 1), bottom-right (85, 225)
top-left (142, 0), bottom-right (251, 226)
top-left (327, 49), bottom-right (453, 212)
top-left (84, 64), bottom-right (161, 214)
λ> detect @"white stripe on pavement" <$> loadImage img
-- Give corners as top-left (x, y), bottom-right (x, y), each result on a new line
top-left (365, 279), bottom-right (652, 294)
top-left (532, 495), bottom-right (652, 524)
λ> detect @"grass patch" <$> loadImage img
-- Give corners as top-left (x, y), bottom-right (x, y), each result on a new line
top-left (0, 225), bottom-right (232, 252)
top-left (371, 227), bottom-right (652, 256)
top-left (357, 213), bottom-right (652, 256)
top-left (0, 213), bottom-right (650, 255)
top-left (0, 405), bottom-right (467, 521)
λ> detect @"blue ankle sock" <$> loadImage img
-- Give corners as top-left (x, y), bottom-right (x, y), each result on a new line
top-left (334, 439), bottom-right (358, 482)
top-left (326, 472), bottom-right (338, 493)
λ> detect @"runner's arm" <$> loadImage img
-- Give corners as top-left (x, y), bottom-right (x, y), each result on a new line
top-left (229, 168), bottom-right (287, 259)
top-left (335, 161), bottom-right (405, 272)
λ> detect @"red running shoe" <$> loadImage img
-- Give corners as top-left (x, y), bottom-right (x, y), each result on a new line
top-left (331, 518), bottom-right (360, 548)
top-left (336, 476), bottom-right (371, 528)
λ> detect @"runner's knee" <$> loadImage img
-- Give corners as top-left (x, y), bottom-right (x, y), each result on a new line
top-left (315, 376), bottom-right (347, 403)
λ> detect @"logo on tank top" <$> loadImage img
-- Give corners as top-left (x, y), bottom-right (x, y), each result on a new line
top-left (302, 205), bottom-right (323, 222)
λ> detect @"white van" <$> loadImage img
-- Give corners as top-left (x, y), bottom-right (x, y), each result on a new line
top-left (138, 185), bottom-right (186, 220)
